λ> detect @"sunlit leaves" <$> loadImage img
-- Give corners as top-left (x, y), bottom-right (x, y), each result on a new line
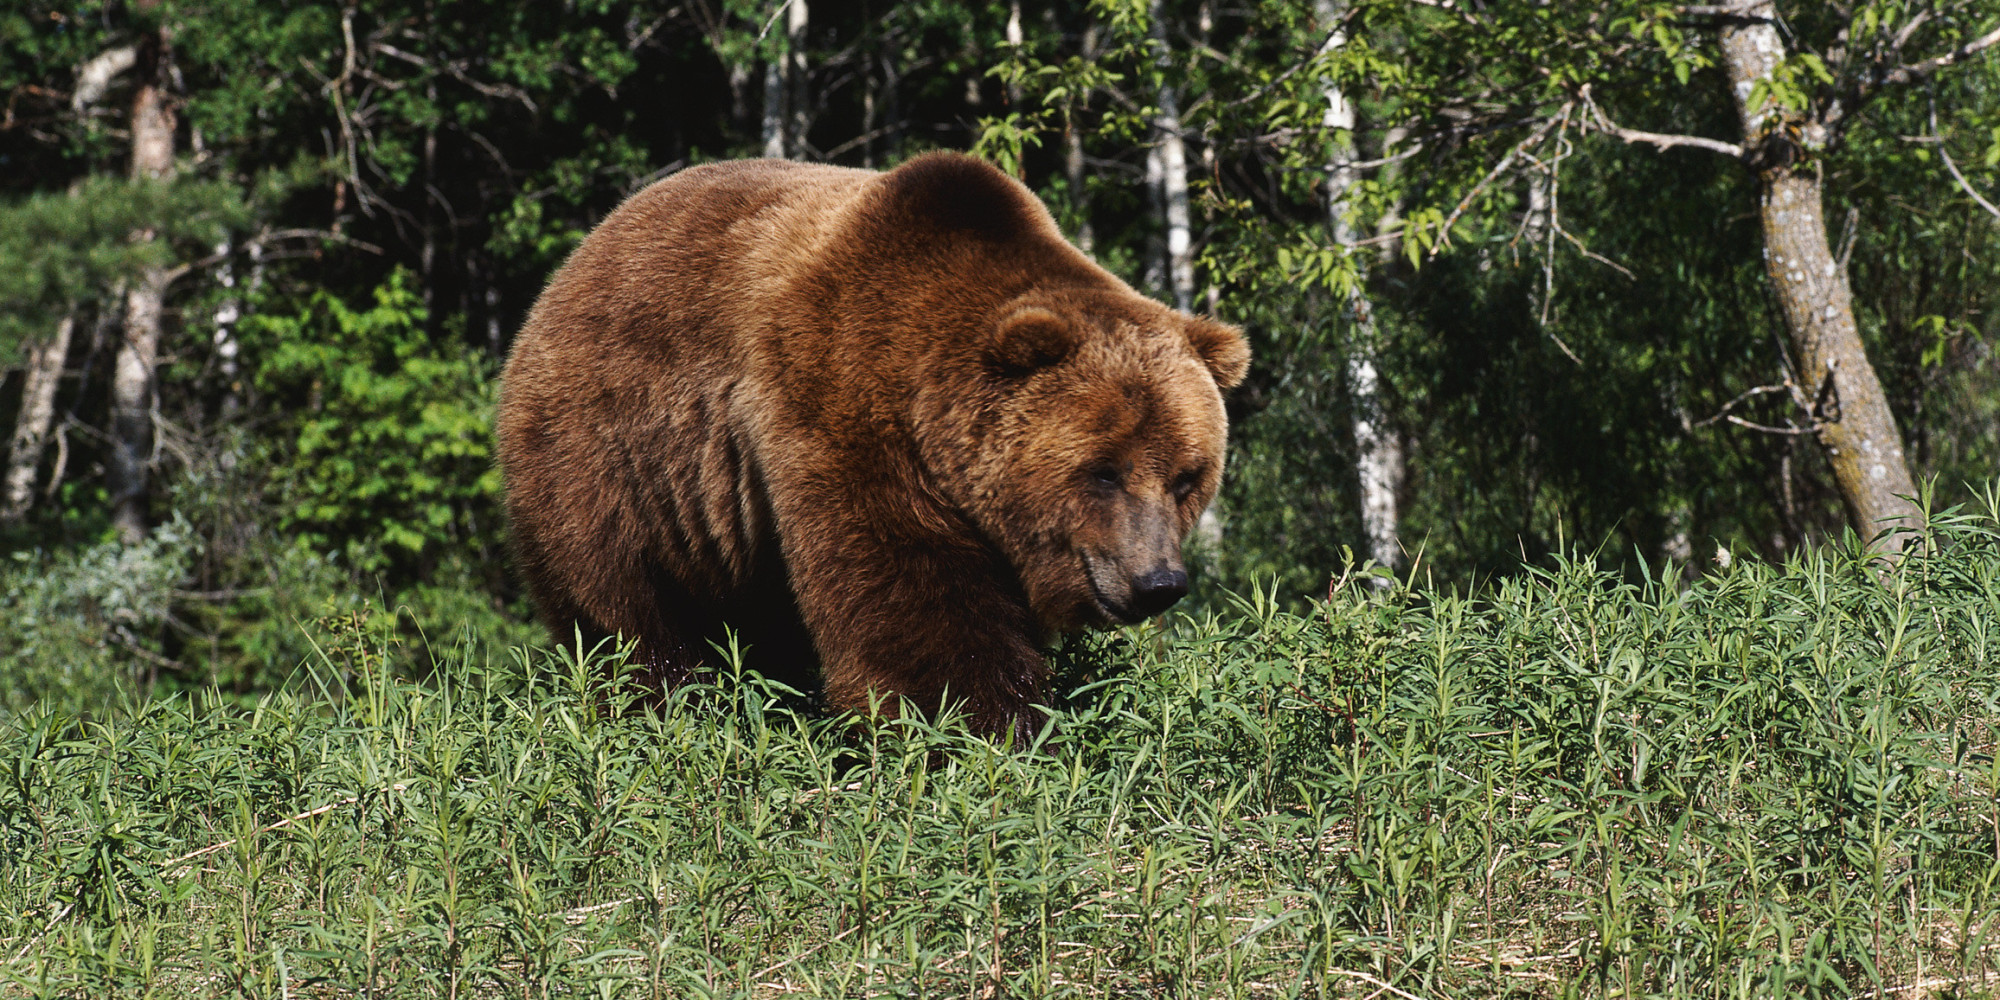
top-left (242, 269), bottom-right (501, 575)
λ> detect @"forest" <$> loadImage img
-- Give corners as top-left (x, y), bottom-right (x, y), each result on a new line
top-left (2, 0), bottom-right (1998, 693)
top-left (6, 4), bottom-right (2000, 997)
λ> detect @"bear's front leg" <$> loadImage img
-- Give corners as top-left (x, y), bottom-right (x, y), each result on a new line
top-left (775, 502), bottom-right (1053, 744)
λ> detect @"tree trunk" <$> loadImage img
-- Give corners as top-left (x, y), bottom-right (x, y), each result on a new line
top-left (1004, 1), bottom-right (1024, 107)
top-left (861, 17), bottom-right (877, 169)
top-left (760, 53), bottom-right (786, 157)
top-left (110, 20), bottom-right (176, 545)
top-left (1063, 24), bottom-right (1098, 254)
top-left (786, 0), bottom-right (809, 155)
top-left (112, 268), bottom-right (167, 544)
top-left (1147, 0), bottom-right (1222, 557)
top-left (3, 315), bottom-right (76, 522)
top-left (727, 61), bottom-right (754, 138)
top-left (1318, 0), bottom-right (1402, 584)
top-left (761, 0), bottom-right (807, 158)
top-left (1147, 0), bottom-right (1195, 313)
top-left (1064, 123), bottom-right (1092, 253)
top-left (1718, 4), bottom-right (1921, 552)
top-left (1142, 144), bottom-right (1167, 294)
top-left (881, 44), bottom-right (901, 156)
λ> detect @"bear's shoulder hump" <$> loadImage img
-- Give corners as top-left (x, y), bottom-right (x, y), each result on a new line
top-left (871, 152), bottom-right (1049, 243)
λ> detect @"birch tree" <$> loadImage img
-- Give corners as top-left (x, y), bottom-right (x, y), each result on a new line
top-left (762, 0), bottom-right (808, 158)
top-left (1146, 0), bottom-right (1195, 314)
top-left (1316, 0), bottom-right (1402, 583)
top-left (3, 317), bottom-right (73, 522)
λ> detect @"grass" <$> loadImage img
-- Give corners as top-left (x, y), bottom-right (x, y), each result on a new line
top-left (2, 495), bottom-right (1999, 998)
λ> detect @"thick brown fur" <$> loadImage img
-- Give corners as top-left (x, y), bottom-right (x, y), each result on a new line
top-left (498, 152), bottom-right (1248, 741)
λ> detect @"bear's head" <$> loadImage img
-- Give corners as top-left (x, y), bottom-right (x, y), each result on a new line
top-left (873, 152), bottom-right (1251, 634)
top-left (943, 289), bottom-right (1250, 634)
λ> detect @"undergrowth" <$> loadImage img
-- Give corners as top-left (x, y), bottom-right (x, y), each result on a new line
top-left (3, 494), bottom-right (1999, 998)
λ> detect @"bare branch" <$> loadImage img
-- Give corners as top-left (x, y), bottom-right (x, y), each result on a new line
top-left (1935, 145), bottom-right (2000, 221)
top-left (1725, 415), bottom-right (1817, 436)
top-left (1555, 221), bottom-right (1636, 279)
top-left (1689, 382), bottom-right (1791, 429)
top-left (1582, 86), bottom-right (1746, 159)
top-left (1675, 1), bottom-right (1768, 16)
top-left (256, 227), bottom-right (387, 257)
top-left (1889, 10), bottom-right (1934, 55)
top-left (1323, 144), bottom-right (1426, 173)
top-left (1879, 22), bottom-right (2000, 87)
top-left (1929, 90), bottom-right (2000, 223)
top-left (1429, 110), bottom-right (1567, 258)
top-left (73, 45), bottom-right (137, 111)
top-left (756, 0), bottom-right (801, 42)
top-left (161, 791), bottom-right (393, 873)
top-left (1689, 361), bottom-right (1839, 437)
top-left (1599, 125), bottom-right (1747, 159)
top-left (821, 125), bottom-right (906, 160)
top-left (1834, 205), bottom-right (1860, 270)
top-left (369, 41), bottom-right (430, 68)
top-left (442, 61), bottom-right (537, 113)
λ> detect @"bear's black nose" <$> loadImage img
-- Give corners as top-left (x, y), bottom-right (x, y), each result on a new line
top-left (1129, 567), bottom-right (1189, 618)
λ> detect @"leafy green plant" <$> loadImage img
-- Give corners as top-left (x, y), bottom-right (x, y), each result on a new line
top-left (241, 269), bottom-right (503, 577)
top-left (0, 515), bottom-right (197, 720)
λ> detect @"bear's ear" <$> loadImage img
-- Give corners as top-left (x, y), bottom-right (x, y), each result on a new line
top-left (987, 307), bottom-right (1077, 376)
top-left (1186, 316), bottom-right (1250, 389)
top-left (880, 152), bottom-right (1038, 241)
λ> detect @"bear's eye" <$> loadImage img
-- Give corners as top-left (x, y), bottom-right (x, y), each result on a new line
top-left (1086, 466), bottom-right (1123, 492)
top-left (1170, 469), bottom-right (1203, 500)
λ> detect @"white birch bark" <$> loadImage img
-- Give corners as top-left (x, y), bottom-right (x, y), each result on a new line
top-left (211, 239), bottom-right (260, 419)
top-left (1005, 1), bottom-right (1024, 107)
top-left (786, 0), bottom-right (809, 155)
top-left (3, 316), bottom-right (76, 521)
top-left (73, 45), bottom-right (136, 112)
top-left (1147, 0), bottom-right (1222, 558)
top-left (728, 62), bottom-right (754, 137)
top-left (760, 57), bottom-right (785, 158)
top-left (1147, 0), bottom-right (1195, 313)
top-left (1064, 24), bottom-right (1099, 254)
top-left (761, 0), bottom-right (808, 159)
top-left (1143, 144), bottom-right (1167, 293)
top-left (1318, 0), bottom-right (1402, 583)
top-left (1064, 124), bottom-right (1092, 253)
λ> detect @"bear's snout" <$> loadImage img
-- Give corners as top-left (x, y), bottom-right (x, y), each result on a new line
top-left (1083, 549), bottom-right (1189, 625)
top-left (1128, 566), bottom-right (1189, 619)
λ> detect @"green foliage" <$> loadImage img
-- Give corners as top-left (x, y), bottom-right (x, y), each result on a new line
top-left (3, 0), bottom-right (1997, 701)
top-left (241, 270), bottom-right (503, 577)
top-left (2, 496), bottom-right (1998, 996)
top-left (0, 452), bottom-right (536, 710)
top-left (0, 517), bottom-right (196, 721)
top-left (971, 111), bottom-right (1047, 177)
top-left (1832, 60), bottom-right (2000, 494)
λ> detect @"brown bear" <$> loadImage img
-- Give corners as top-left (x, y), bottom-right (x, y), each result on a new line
top-left (497, 152), bottom-right (1248, 741)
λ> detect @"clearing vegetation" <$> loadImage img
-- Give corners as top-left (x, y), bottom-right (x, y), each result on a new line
top-left (3, 494), bottom-right (1998, 998)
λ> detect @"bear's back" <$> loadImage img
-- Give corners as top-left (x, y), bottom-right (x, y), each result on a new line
top-left (498, 161), bottom-right (884, 627)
